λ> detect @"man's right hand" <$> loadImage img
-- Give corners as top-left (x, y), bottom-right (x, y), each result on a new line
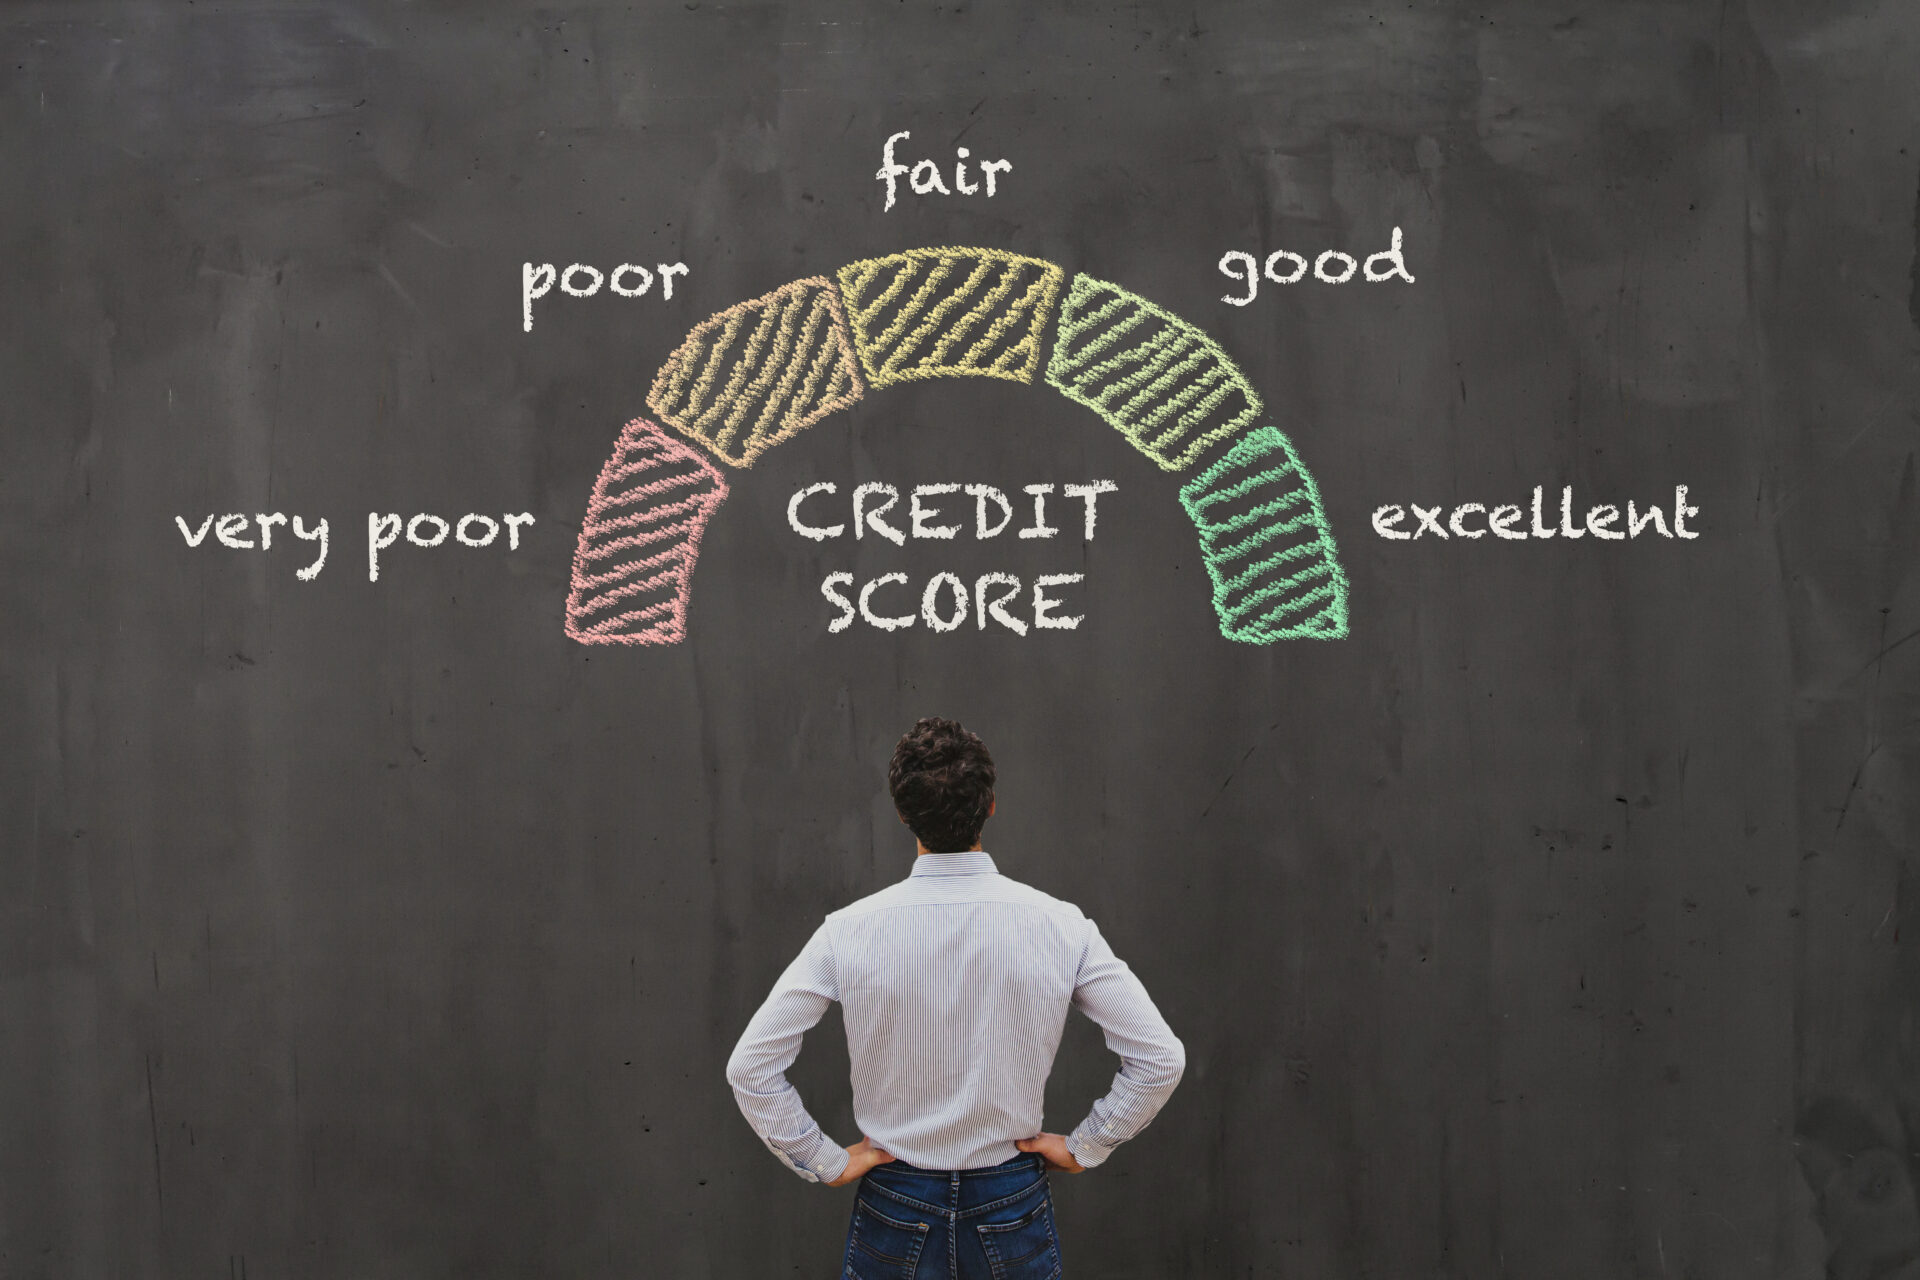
top-left (1016, 1133), bottom-right (1085, 1173)
top-left (826, 1135), bottom-right (896, 1187)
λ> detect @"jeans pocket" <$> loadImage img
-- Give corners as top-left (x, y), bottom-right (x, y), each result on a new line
top-left (974, 1189), bottom-right (1060, 1280)
top-left (845, 1195), bottom-right (931, 1280)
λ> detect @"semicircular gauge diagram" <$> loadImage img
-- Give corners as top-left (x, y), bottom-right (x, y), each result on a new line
top-left (565, 246), bottom-right (1349, 646)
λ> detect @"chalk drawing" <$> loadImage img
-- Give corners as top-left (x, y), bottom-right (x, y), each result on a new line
top-left (646, 277), bottom-right (865, 468)
top-left (1031, 573), bottom-right (1085, 630)
top-left (859, 573), bottom-right (915, 631)
top-left (966, 484), bottom-right (1015, 538)
top-left (407, 514), bottom-right (450, 547)
top-left (1061, 481), bottom-right (1118, 540)
top-left (174, 511), bottom-right (329, 580)
top-left (1045, 274), bottom-right (1262, 473)
top-left (815, 570), bottom-right (1085, 634)
top-left (565, 417), bottom-right (730, 646)
top-left (524, 261), bottom-right (688, 331)
top-left (875, 132), bottom-right (1013, 209)
top-left (1177, 425), bottom-right (1348, 642)
top-left (909, 484), bottom-right (963, 539)
top-left (921, 572), bottom-right (970, 632)
top-left (456, 514), bottom-right (499, 547)
top-left (834, 248), bottom-right (1065, 389)
top-left (854, 482), bottom-right (908, 546)
top-left (974, 573), bottom-right (1027, 635)
top-left (570, 250), bottom-right (1352, 646)
top-left (1018, 483), bottom-right (1058, 539)
top-left (1218, 230), bottom-right (1415, 305)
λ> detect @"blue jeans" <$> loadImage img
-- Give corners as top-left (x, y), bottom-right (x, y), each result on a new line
top-left (840, 1152), bottom-right (1062, 1279)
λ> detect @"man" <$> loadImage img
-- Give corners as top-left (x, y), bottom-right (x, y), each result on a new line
top-left (725, 717), bottom-right (1185, 1279)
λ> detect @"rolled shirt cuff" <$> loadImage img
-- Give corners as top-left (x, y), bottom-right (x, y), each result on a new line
top-left (760, 1134), bottom-right (851, 1184)
top-left (807, 1142), bottom-right (851, 1184)
top-left (1064, 1127), bottom-right (1116, 1170)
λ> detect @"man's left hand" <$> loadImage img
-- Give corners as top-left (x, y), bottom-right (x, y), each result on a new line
top-left (826, 1136), bottom-right (896, 1187)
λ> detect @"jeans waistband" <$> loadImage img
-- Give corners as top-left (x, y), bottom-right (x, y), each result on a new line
top-left (867, 1152), bottom-right (1043, 1179)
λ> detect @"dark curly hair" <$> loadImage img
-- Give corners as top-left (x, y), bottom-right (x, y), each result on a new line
top-left (888, 718), bottom-right (996, 853)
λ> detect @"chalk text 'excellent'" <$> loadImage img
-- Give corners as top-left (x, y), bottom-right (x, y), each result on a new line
top-left (1372, 486), bottom-right (1700, 541)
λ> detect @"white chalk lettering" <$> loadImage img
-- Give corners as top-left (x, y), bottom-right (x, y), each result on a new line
top-left (176, 511), bottom-right (329, 580)
top-left (877, 131), bottom-right (1010, 210)
top-left (1266, 250), bottom-right (1308, 285)
top-left (789, 481), bottom-right (1115, 542)
top-left (523, 261), bottom-right (686, 330)
top-left (1062, 481), bottom-right (1118, 540)
top-left (1372, 486), bottom-right (1701, 545)
top-left (1531, 486), bottom-right (1556, 539)
top-left (788, 482), bottom-right (844, 541)
top-left (1410, 504), bottom-right (1448, 539)
top-left (1219, 251), bottom-right (1258, 306)
top-left (974, 573), bottom-right (1028, 635)
top-left (966, 484), bottom-right (1014, 538)
top-left (368, 513), bottom-right (401, 581)
top-left (921, 573), bottom-right (969, 632)
top-left (821, 572), bottom-right (856, 633)
top-left (1019, 484), bottom-right (1057, 540)
top-left (1031, 574), bottom-right (1084, 630)
top-left (456, 514), bottom-right (499, 547)
top-left (1628, 501), bottom-right (1669, 538)
top-left (1364, 227), bottom-right (1416, 283)
top-left (794, 480), bottom-right (1114, 634)
top-left (854, 482), bottom-right (906, 546)
top-left (1448, 503), bottom-right (1486, 539)
top-left (1222, 227), bottom-right (1416, 303)
top-left (215, 514), bottom-right (253, 549)
top-left (859, 572), bottom-right (914, 631)
top-left (176, 508), bottom-right (520, 580)
top-left (1314, 250), bottom-right (1357, 284)
top-left (910, 159), bottom-right (950, 196)
top-left (1674, 486), bottom-right (1700, 539)
top-left (1558, 487), bottom-right (1585, 539)
top-left (610, 264), bottom-right (653, 297)
top-left (522, 262), bottom-right (555, 332)
top-left (821, 571), bottom-right (1093, 634)
top-left (293, 515), bottom-right (328, 580)
top-left (407, 513), bottom-right (450, 547)
top-left (1371, 504), bottom-right (1411, 540)
top-left (560, 263), bottom-right (603, 297)
top-left (909, 484), bottom-right (962, 539)
top-left (365, 511), bottom-right (533, 578)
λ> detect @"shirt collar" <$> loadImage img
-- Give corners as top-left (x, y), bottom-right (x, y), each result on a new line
top-left (908, 850), bottom-right (998, 878)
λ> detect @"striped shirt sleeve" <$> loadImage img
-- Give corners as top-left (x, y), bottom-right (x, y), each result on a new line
top-left (723, 921), bottom-right (852, 1185)
top-left (1063, 917), bottom-right (1186, 1170)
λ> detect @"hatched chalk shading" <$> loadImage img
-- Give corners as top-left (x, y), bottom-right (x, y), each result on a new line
top-left (647, 277), bottom-right (864, 468)
top-left (1045, 274), bottom-right (1261, 472)
top-left (565, 418), bottom-right (729, 645)
top-left (835, 248), bottom-right (1065, 389)
top-left (1178, 424), bottom-right (1348, 642)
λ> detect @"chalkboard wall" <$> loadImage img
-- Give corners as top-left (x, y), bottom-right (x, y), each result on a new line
top-left (4, 2), bottom-right (1918, 1276)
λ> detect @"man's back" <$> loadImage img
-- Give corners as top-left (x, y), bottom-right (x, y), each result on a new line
top-left (832, 853), bottom-right (1095, 1169)
top-left (725, 717), bottom-right (1184, 1280)
top-left (727, 849), bottom-right (1185, 1182)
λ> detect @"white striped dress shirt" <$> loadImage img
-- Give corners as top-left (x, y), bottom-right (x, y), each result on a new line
top-left (724, 850), bottom-right (1186, 1184)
